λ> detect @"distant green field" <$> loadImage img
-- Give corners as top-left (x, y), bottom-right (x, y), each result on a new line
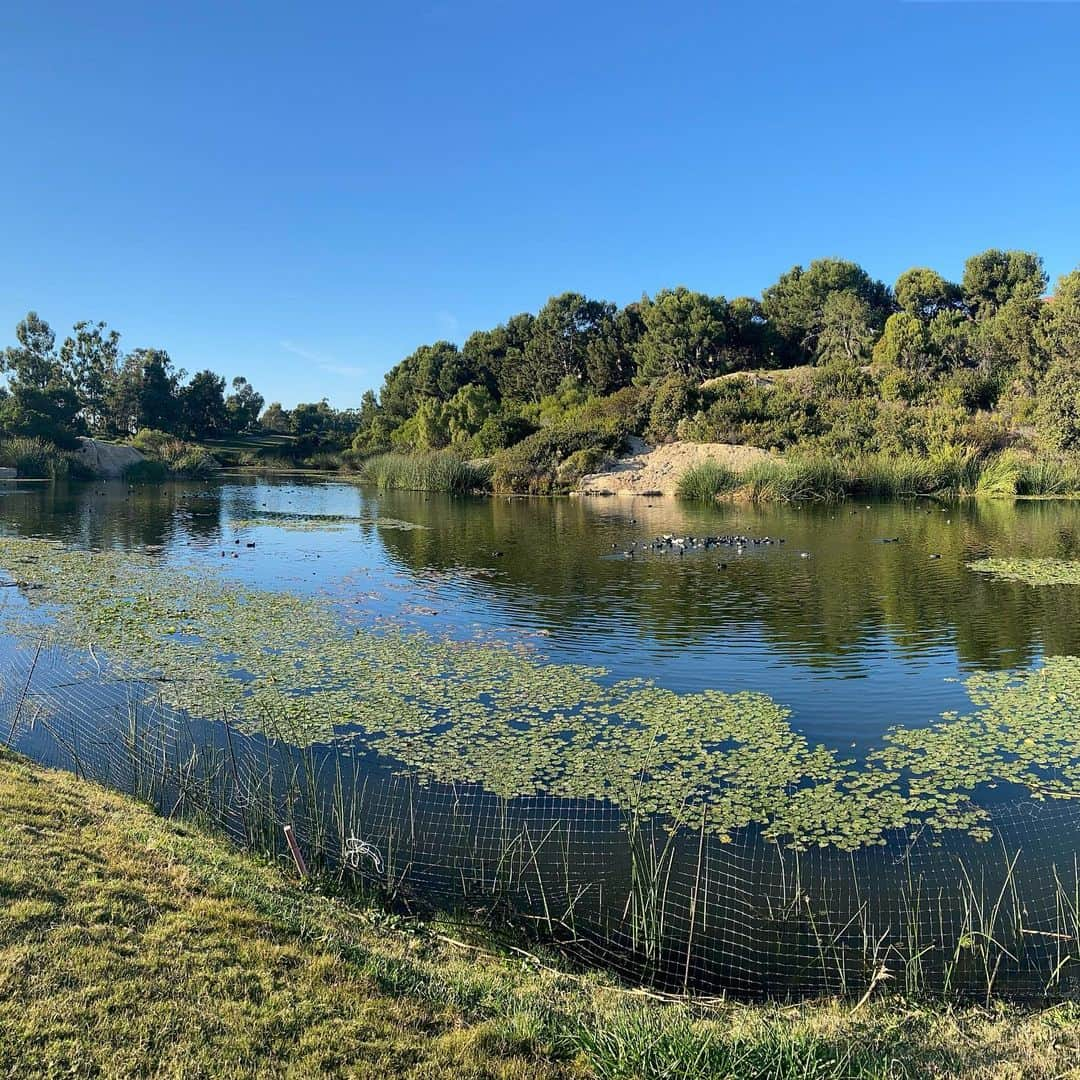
top-left (195, 432), bottom-right (298, 461)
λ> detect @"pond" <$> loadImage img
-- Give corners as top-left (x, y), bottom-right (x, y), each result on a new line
top-left (1, 475), bottom-right (1079, 998)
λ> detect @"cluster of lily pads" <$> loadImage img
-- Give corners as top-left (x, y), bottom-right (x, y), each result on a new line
top-left (2, 535), bottom-right (1080, 849)
top-left (968, 557), bottom-right (1080, 586)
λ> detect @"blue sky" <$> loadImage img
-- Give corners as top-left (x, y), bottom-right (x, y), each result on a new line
top-left (2, 1), bottom-right (1078, 407)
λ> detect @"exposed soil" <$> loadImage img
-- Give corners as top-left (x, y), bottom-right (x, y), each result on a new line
top-left (577, 436), bottom-right (773, 496)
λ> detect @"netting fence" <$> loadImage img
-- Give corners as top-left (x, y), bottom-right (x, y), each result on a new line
top-left (2, 637), bottom-right (1079, 1002)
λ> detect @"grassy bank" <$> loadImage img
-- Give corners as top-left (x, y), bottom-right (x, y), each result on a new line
top-left (1, 751), bottom-right (1079, 1078)
top-left (676, 449), bottom-right (1080, 503)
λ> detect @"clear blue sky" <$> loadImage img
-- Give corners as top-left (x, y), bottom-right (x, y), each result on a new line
top-left (2, 1), bottom-right (1078, 407)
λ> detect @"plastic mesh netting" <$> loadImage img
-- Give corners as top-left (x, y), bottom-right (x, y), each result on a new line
top-left (2, 639), bottom-right (1079, 1001)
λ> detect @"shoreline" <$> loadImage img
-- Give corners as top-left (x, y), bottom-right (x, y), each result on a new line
top-left (2, 748), bottom-right (1079, 1078)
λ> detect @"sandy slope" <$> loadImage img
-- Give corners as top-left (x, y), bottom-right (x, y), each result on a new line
top-left (577, 436), bottom-right (773, 496)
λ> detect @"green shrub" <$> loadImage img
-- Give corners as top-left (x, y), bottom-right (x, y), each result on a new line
top-left (126, 433), bottom-right (219, 479)
top-left (1035, 358), bottom-right (1080, 452)
top-left (473, 414), bottom-right (536, 456)
top-left (130, 428), bottom-right (172, 455)
top-left (688, 377), bottom-right (818, 449)
top-left (124, 459), bottom-right (169, 483)
top-left (647, 374), bottom-right (697, 442)
top-left (492, 418), bottom-right (625, 495)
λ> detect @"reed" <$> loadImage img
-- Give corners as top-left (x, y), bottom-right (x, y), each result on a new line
top-left (361, 451), bottom-right (493, 493)
top-left (0, 436), bottom-right (74, 479)
top-left (675, 461), bottom-right (739, 500)
top-left (681, 449), bottom-right (1080, 504)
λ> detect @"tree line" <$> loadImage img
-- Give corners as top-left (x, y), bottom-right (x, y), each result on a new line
top-left (355, 249), bottom-right (1080, 455)
top-left (8, 248), bottom-right (1079, 464)
top-left (0, 313), bottom-right (268, 447)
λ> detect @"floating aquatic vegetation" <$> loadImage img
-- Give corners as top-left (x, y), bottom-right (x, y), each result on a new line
top-left (968, 557), bottom-right (1080, 586)
top-left (230, 511), bottom-right (427, 532)
top-left (2, 536), bottom-right (1080, 850)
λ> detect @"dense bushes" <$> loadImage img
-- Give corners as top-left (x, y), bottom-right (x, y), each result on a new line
top-left (490, 391), bottom-right (646, 494)
top-left (128, 428), bottom-right (219, 479)
top-left (1035, 358), bottom-right (1080, 452)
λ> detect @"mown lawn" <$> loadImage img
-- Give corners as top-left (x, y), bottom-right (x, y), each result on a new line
top-left (1, 750), bottom-right (1078, 1078)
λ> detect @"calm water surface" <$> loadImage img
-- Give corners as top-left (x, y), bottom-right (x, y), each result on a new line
top-left (4, 474), bottom-right (1080, 755)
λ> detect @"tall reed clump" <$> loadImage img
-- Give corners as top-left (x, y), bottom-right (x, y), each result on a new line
top-left (675, 461), bottom-right (739, 501)
top-left (0, 436), bottom-right (73, 479)
top-left (1016, 457), bottom-right (1080, 496)
top-left (686, 449), bottom-right (1080, 504)
top-left (361, 451), bottom-right (492, 493)
top-left (738, 457), bottom-right (847, 502)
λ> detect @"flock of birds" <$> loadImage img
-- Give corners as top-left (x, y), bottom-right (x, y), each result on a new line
top-left (612, 525), bottom-right (945, 565)
top-left (613, 533), bottom-right (802, 567)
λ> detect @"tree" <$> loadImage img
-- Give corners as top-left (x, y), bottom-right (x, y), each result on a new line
top-left (893, 268), bottom-right (962, 320)
top-left (225, 376), bottom-right (264, 433)
top-left (982, 289), bottom-right (1047, 388)
top-left (724, 296), bottom-right (782, 369)
top-left (633, 288), bottom-right (729, 383)
top-left (290, 399), bottom-right (360, 445)
top-left (873, 311), bottom-right (934, 373)
top-left (816, 292), bottom-right (875, 365)
top-left (379, 341), bottom-right (472, 420)
top-left (1040, 269), bottom-right (1080, 367)
top-left (181, 370), bottom-right (229, 439)
top-left (961, 249), bottom-right (1047, 318)
top-left (584, 304), bottom-right (641, 394)
top-left (351, 390), bottom-right (398, 451)
top-left (413, 397), bottom-right (450, 449)
top-left (444, 383), bottom-right (497, 443)
top-left (60, 320), bottom-right (122, 435)
top-left (108, 348), bottom-right (182, 434)
top-left (761, 258), bottom-right (892, 363)
top-left (0, 312), bottom-right (83, 446)
top-left (519, 293), bottom-right (615, 400)
top-left (261, 402), bottom-right (291, 433)
top-left (1035, 357), bottom-right (1080, 452)
top-left (462, 313), bottom-right (535, 401)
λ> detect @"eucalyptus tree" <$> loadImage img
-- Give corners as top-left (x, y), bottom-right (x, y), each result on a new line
top-left (0, 312), bottom-right (83, 445)
top-left (60, 320), bottom-right (123, 435)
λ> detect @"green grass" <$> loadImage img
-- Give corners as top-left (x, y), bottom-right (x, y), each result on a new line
top-left (198, 432), bottom-right (299, 454)
top-left (361, 451), bottom-right (492, 493)
top-left (2, 750), bottom-right (1079, 1079)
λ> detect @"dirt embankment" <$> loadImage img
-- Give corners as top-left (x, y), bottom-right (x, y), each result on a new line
top-left (577, 437), bottom-right (773, 496)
